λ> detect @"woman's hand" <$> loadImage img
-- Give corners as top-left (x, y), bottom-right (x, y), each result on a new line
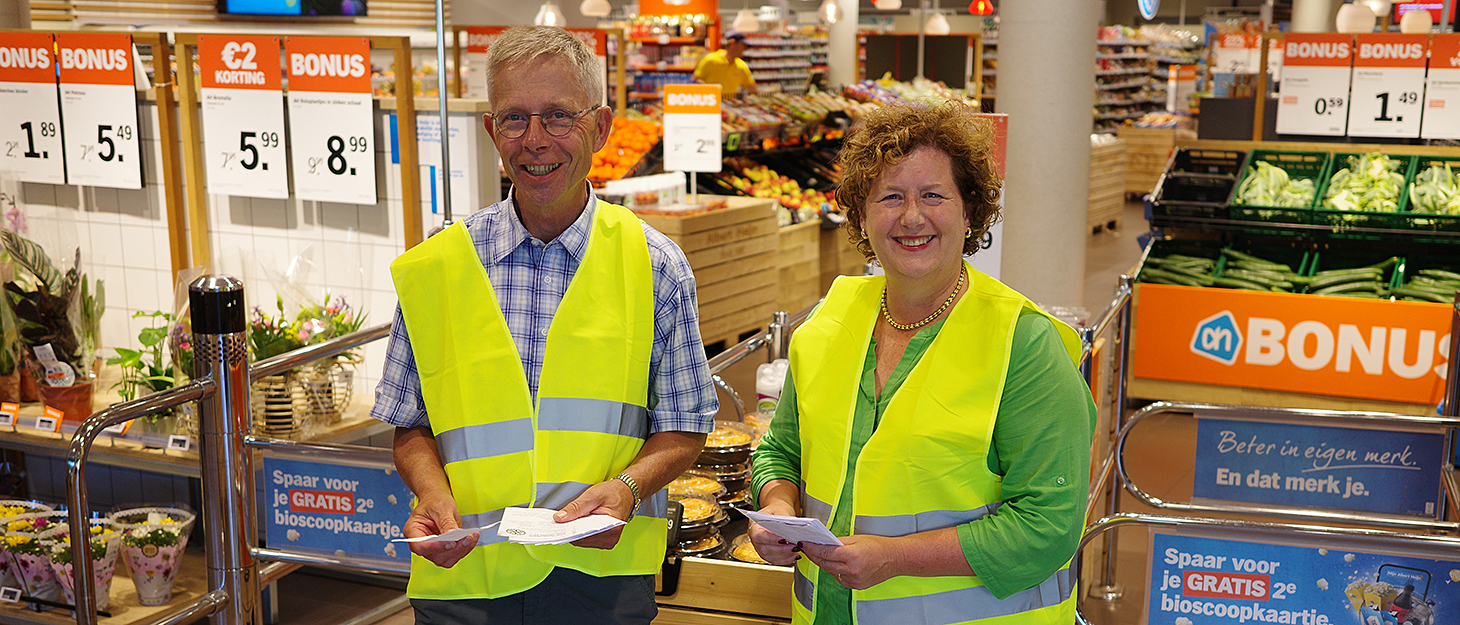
top-left (746, 500), bottom-right (801, 566)
top-left (800, 535), bottom-right (903, 590)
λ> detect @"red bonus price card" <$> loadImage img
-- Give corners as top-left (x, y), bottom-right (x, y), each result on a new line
top-left (56, 32), bottom-right (142, 189)
top-left (0, 32), bottom-right (66, 184)
top-left (286, 37), bottom-right (377, 205)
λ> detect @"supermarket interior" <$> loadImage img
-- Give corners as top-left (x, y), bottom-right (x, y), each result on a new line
top-left (3, 0), bottom-right (1460, 624)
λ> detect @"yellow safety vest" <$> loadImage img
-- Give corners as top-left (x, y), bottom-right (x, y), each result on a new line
top-left (391, 201), bottom-right (667, 600)
top-left (788, 264), bottom-right (1082, 625)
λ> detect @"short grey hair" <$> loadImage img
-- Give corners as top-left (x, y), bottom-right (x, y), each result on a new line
top-left (484, 26), bottom-right (603, 109)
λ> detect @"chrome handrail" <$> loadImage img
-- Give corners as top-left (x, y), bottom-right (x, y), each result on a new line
top-left (250, 322), bottom-right (391, 380)
top-left (1074, 512), bottom-right (1460, 625)
top-left (707, 301), bottom-right (819, 376)
top-left (252, 546), bottom-right (411, 577)
top-left (1115, 401), bottom-right (1460, 531)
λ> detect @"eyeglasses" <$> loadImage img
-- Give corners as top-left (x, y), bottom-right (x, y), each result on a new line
top-left (487, 106), bottom-right (600, 139)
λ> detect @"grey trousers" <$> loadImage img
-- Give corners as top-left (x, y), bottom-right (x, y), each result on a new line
top-left (411, 567), bottom-right (657, 625)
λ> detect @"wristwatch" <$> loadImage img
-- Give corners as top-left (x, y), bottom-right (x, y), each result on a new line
top-left (614, 473), bottom-right (641, 521)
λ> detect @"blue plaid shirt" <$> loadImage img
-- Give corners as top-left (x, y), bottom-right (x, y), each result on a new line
top-left (370, 188), bottom-right (718, 434)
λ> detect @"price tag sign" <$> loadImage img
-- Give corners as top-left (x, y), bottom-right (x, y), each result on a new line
top-left (1347, 34), bottom-right (1428, 138)
top-left (167, 434), bottom-right (192, 452)
top-left (35, 406), bottom-right (63, 433)
top-left (1275, 34), bottom-right (1353, 136)
top-left (0, 402), bottom-right (17, 427)
top-left (0, 33), bottom-right (66, 184)
top-left (57, 33), bottom-right (143, 189)
top-left (0, 587), bottom-right (21, 603)
top-left (199, 35), bottom-right (289, 199)
top-left (102, 419), bottom-right (132, 436)
top-left (1213, 33), bottom-right (1261, 73)
top-left (287, 37), bottom-right (377, 205)
top-left (662, 84), bottom-right (722, 173)
top-left (1422, 34), bottom-right (1460, 139)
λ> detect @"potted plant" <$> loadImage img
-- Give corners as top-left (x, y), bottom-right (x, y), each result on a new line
top-left (1, 510), bottom-right (65, 601)
top-left (0, 500), bottom-right (51, 592)
top-left (109, 505), bottom-right (195, 606)
top-left (295, 293), bottom-right (366, 427)
top-left (248, 297), bottom-right (308, 438)
top-left (0, 292), bottom-right (20, 403)
top-left (106, 311), bottom-right (178, 438)
top-left (42, 519), bottom-right (121, 611)
top-left (0, 230), bottom-right (104, 422)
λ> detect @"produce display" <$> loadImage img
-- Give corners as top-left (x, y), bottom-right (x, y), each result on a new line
top-left (1233, 161), bottom-right (1316, 209)
top-left (588, 117), bottom-right (662, 183)
top-left (1392, 269), bottom-right (1460, 303)
top-left (1321, 153), bottom-right (1405, 213)
top-left (1141, 248), bottom-right (1402, 299)
top-left (843, 76), bottom-right (978, 107)
top-left (1407, 163), bottom-right (1460, 216)
top-left (715, 158), bottom-right (835, 215)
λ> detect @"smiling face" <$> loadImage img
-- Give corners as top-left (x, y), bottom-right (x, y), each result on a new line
top-left (486, 56), bottom-right (612, 220)
top-left (860, 145), bottom-right (970, 285)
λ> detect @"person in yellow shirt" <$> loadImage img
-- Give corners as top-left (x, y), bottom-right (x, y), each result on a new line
top-left (694, 31), bottom-right (758, 96)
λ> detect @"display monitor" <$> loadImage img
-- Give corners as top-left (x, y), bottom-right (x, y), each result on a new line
top-left (1394, 1), bottom-right (1455, 24)
top-left (217, 0), bottom-right (365, 17)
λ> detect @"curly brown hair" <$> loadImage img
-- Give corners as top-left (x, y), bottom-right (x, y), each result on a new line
top-left (834, 102), bottom-right (1002, 260)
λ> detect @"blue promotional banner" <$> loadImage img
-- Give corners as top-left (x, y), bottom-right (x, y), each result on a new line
top-left (1149, 532), bottom-right (1460, 625)
top-left (263, 457), bottom-right (413, 563)
top-left (1192, 418), bottom-right (1444, 517)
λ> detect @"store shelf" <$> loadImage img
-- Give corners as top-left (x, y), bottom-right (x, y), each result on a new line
top-left (629, 91), bottom-right (661, 100)
top-left (1098, 79), bottom-right (1150, 90)
top-left (630, 36), bottom-right (701, 44)
top-left (1098, 96), bottom-right (1165, 106)
top-left (1153, 55), bottom-right (1201, 64)
top-left (1097, 111), bottom-right (1147, 121)
top-left (1096, 67), bottom-right (1151, 77)
top-left (1097, 39), bottom-right (1152, 46)
top-left (632, 64), bottom-right (696, 72)
top-left (1097, 52), bottom-right (1148, 60)
top-left (742, 49), bottom-right (813, 58)
top-left (745, 60), bottom-right (812, 70)
top-left (752, 71), bottom-right (813, 81)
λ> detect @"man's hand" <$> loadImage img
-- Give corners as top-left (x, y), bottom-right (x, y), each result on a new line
top-left (403, 491), bottom-right (478, 568)
top-left (553, 478), bottom-right (637, 550)
top-left (746, 500), bottom-right (800, 566)
top-left (800, 535), bottom-right (903, 590)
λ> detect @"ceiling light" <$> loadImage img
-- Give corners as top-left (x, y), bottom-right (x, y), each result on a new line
top-left (874, 0), bottom-right (902, 9)
top-left (925, 12), bottom-right (951, 35)
top-left (579, 0), bottom-right (609, 17)
top-left (534, 0), bottom-right (565, 25)
top-left (733, 9), bottom-right (760, 32)
top-left (819, 0), bottom-right (842, 24)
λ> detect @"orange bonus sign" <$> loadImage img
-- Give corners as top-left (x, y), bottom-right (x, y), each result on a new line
top-left (199, 35), bottom-right (282, 90)
top-left (286, 37), bottom-right (371, 94)
top-left (1132, 284), bottom-right (1453, 405)
top-left (56, 32), bottom-right (134, 86)
top-left (0, 32), bottom-right (56, 84)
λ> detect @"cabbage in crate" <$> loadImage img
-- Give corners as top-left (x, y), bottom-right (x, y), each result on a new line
top-left (1322, 153), bottom-right (1405, 214)
top-left (1234, 160), bottom-right (1317, 217)
top-left (1408, 163), bottom-right (1460, 216)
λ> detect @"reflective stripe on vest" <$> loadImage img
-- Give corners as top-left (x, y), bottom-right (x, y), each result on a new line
top-left (392, 202), bottom-right (662, 600)
top-left (789, 266), bottom-right (1084, 625)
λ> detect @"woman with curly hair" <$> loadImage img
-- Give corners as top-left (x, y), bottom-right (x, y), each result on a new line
top-left (747, 102), bottom-right (1095, 625)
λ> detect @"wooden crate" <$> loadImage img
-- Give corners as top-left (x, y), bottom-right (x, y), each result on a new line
top-left (1089, 137), bottom-right (1127, 233)
top-left (819, 225), bottom-right (866, 293)
top-left (1116, 126), bottom-right (1197, 196)
top-left (637, 196), bottom-right (779, 345)
top-left (777, 220), bottom-right (821, 313)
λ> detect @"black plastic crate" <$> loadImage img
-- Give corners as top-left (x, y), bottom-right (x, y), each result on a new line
top-left (1166, 147), bottom-right (1246, 176)
top-left (1151, 173), bottom-right (1234, 220)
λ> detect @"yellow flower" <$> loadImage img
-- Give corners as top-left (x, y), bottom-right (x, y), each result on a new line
top-left (6, 520), bottom-right (29, 532)
top-left (158, 518), bottom-right (178, 525)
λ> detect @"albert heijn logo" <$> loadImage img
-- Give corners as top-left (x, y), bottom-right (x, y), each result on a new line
top-left (1191, 311), bottom-right (1242, 365)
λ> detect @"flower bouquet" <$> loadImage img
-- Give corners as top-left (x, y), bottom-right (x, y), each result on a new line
top-left (0, 500), bottom-right (52, 591)
top-left (1, 510), bottom-right (66, 601)
top-left (248, 297), bottom-right (308, 438)
top-left (109, 505), bottom-right (196, 606)
top-left (294, 293), bottom-right (365, 428)
top-left (42, 518), bottom-right (121, 610)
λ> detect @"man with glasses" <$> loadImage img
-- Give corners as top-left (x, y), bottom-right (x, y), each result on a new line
top-left (373, 25), bottom-right (717, 624)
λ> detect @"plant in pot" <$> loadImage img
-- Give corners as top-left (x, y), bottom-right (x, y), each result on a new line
top-left (1, 510), bottom-right (65, 601)
top-left (109, 505), bottom-right (196, 606)
top-left (0, 230), bottom-right (104, 422)
top-left (0, 293), bottom-right (21, 404)
top-left (43, 519), bottom-right (121, 611)
top-left (106, 311), bottom-right (178, 438)
top-left (0, 500), bottom-right (52, 592)
top-left (247, 297), bottom-right (307, 438)
top-left (295, 293), bottom-right (366, 429)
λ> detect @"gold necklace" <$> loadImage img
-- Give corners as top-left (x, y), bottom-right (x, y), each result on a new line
top-left (881, 268), bottom-right (965, 332)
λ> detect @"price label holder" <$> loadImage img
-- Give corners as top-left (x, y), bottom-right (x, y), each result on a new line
top-left (1275, 34), bottom-right (1354, 137)
top-left (1213, 33), bottom-right (1260, 73)
top-left (198, 35), bottom-right (290, 199)
top-left (167, 434), bottom-right (192, 453)
top-left (56, 33), bottom-right (143, 189)
top-left (287, 37), bottom-right (377, 205)
top-left (662, 84), bottom-right (722, 204)
top-left (0, 402), bottom-right (17, 429)
top-left (35, 406), bottom-right (63, 434)
top-left (1347, 34), bottom-right (1428, 138)
top-left (0, 586), bottom-right (21, 603)
top-left (1423, 34), bottom-right (1460, 139)
top-left (102, 419), bottom-right (132, 436)
top-left (0, 32), bottom-right (67, 184)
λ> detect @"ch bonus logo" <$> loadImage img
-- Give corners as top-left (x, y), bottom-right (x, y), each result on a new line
top-left (1192, 311), bottom-right (1243, 365)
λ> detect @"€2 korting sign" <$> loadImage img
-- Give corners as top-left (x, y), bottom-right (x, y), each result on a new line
top-left (1133, 284), bottom-right (1453, 405)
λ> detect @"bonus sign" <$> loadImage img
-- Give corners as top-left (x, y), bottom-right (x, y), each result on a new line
top-left (0, 33), bottom-right (66, 184)
top-left (1422, 34), bottom-right (1460, 139)
top-left (286, 37), bottom-right (377, 205)
top-left (57, 33), bottom-right (143, 189)
top-left (662, 84), bottom-right (722, 173)
top-left (1276, 34), bottom-right (1354, 137)
top-left (1347, 34), bottom-right (1429, 138)
top-left (199, 35), bottom-right (290, 199)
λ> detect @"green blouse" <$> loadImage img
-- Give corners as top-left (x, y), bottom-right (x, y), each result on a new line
top-left (750, 310), bottom-right (1096, 624)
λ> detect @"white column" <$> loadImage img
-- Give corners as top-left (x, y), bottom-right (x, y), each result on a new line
top-left (828, 0), bottom-right (859, 88)
top-left (0, 0), bottom-right (29, 28)
top-left (994, 0), bottom-right (1097, 309)
top-left (1292, 0), bottom-right (1336, 32)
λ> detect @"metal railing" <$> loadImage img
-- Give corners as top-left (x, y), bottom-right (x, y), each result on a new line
top-left (1073, 512), bottom-right (1460, 625)
top-left (64, 276), bottom-right (396, 625)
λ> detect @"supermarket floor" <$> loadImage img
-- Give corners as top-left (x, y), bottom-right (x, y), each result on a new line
top-left (276, 199), bottom-right (1156, 625)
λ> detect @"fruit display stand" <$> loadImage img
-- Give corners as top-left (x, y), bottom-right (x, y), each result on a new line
top-left (1118, 126), bottom-right (1197, 195)
top-left (635, 196), bottom-right (780, 349)
top-left (1089, 133), bottom-right (1128, 234)
top-left (777, 220), bottom-right (821, 313)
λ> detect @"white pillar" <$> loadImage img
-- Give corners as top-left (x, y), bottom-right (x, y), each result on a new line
top-left (0, 0), bottom-right (29, 28)
top-left (828, 0), bottom-right (859, 88)
top-left (1292, 0), bottom-right (1336, 32)
top-left (994, 0), bottom-right (1097, 309)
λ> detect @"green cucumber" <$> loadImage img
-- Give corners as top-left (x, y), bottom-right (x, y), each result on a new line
top-left (1313, 281), bottom-right (1385, 295)
top-left (1222, 269), bottom-right (1293, 288)
top-left (1323, 292), bottom-right (1384, 299)
top-left (1391, 286), bottom-right (1452, 303)
top-left (1141, 268), bottom-right (1204, 287)
top-left (1212, 277), bottom-right (1271, 290)
top-left (1221, 248), bottom-right (1289, 267)
top-left (1418, 268), bottom-right (1460, 281)
top-left (1313, 267), bottom-right (1383, 278)
top-left (1307, 271), bottom-right (1384, 291)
